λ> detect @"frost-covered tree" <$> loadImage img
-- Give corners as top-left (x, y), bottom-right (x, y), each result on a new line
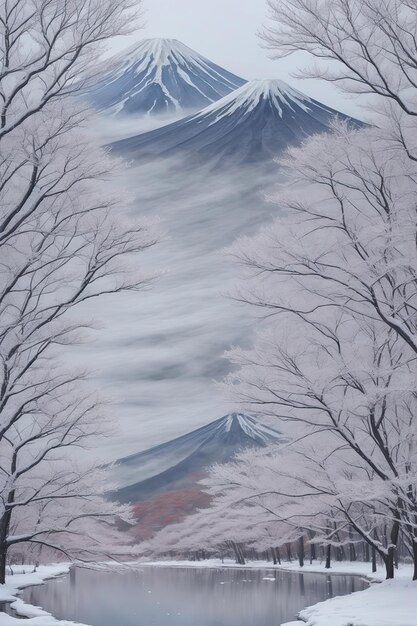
top-left (227, 216), bottom-right (417, 578)
top-left (214, 0), bottom-right (417, 580)
top-left (263, 0), bottom-right (417, 118)
top-left (0, 0), bottom-right (157, 583)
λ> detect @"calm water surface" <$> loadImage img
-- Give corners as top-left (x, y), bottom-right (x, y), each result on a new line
top-left (20, 566), bottom-right (367, 626)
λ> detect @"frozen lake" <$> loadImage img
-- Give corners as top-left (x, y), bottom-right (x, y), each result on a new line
top-left (20, 565), bottom-right (367, 626)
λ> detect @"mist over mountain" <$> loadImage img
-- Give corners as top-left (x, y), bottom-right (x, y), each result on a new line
top-left (84, 38), bottom-right (246, 116)
top-left (78, 50), bottom-right (363, 461)
top-left (110, 79), bottom-right (363, 166)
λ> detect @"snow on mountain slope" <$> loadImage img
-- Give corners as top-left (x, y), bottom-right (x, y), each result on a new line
top-left (85, 38), bottom-right (246, 116)
top-left (112, 413), bottom-right (284, 503)
top-left (110, 78), bottom-right (363, 165)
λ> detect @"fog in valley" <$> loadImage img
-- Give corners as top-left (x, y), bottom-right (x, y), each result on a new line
top-left (75, 115), bottom-right (284, 459)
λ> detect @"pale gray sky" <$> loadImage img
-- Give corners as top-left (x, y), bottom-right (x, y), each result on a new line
top-left (109, 0), bottom-right (364, 117)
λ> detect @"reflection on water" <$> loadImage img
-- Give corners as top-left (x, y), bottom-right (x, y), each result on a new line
top-left (21, 566), bottom-right (367, 626)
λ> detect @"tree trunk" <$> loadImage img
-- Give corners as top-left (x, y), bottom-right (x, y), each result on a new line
top-left (412, 542), bottom-right (417, 581)
top-left (384, 520), bottom-right (400, 579)
top-left (231, 542), bottom-right (245, 565)
top-left (310, 541), bottom-right (316, 564)
top-left (384, 551), bottom-right (395, 579)
top-left (231, 541), bottom-right (240, 564)
top-left (364, 542), bottom-right (370, 562)
top-left (372, 546), bottom-right (377, 573)
top-left (0, 548), bottom-right (6, 585)
top-left (349, 527), bottom-right (356, 561)
top-left (286, 543), bottom-right (292, 562)
top-left (0, 509), bottom-right (12, 585)
top-left (275, 547), bottom-right (281, 565)
top-left (298, 536), bottom-right (305, 567)
top-left (325, 544), bottom-right (331, 569)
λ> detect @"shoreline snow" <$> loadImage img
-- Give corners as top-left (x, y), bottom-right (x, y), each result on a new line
top-left (143, 557), bottom-right (386, 580)
top-left (0, 564), bottom-right (86, 626)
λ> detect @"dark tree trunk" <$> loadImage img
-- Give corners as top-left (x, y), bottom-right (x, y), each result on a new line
top-left (271, 549), bottom-right (277, 565)
top-left (298, 536), bottom-right (305, 567)
top-left (286, 543), bottom-right (292, 562)
top-left (412, 542), bottom-right (417, 581)
top-left (275, 547), bottom-right (281, 565)
top-left (349, 527), bottom-right (356, 561)
top-left (384, 552), bottom-right (395, 579)
top-left (231, 542), bottom-right (245, 565)
top-left (372, 546), bottom-right (377, 573)
top-left (310, 541), bottom-right (316, 564)
top-left (325, 544), bottom-right (331, 569)
top-left (231, 541), bottom-right (240, 564)
top-left (0, 549), bottom-right (6, 585)
top-left (364, 542), bottom-right (370, 562)
top-left (0, 509), bottom-right (12, 585)
top-left (384, 521), bottom-right (400, 579)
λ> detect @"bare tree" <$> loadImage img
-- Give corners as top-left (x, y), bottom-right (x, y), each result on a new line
top-left (263, 0), bottom-right (417, 116)
top-left (0, 0), bottom-right (157, 583)
top-left (219, 0), bottom-right (417, 574)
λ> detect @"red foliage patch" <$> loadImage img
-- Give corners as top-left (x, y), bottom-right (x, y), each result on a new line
top-left (131, 488), bottom-right (211, 540)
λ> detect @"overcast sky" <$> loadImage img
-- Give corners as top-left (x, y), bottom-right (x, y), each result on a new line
top-left (108, 0), bottom-right (364, 117)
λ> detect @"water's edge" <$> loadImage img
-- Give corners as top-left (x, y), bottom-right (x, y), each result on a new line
top-left (2, 561), bottom-right (374, 625)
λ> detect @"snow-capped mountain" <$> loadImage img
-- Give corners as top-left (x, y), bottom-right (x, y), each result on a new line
top-left (85, 38), bottom-right (246, 116)
top-left (113, 413), bottom-right (283, 504)
top-left (111, 79), bottom-right (363, 165)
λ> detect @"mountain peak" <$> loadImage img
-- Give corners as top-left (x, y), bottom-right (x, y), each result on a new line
top-left (111, 75), bottom-right (363, 166)
top-left (217, 412), bottom-right (279, 444)
top-left (197, 78), bottom-right (316, 122)
top-left (112, 413), bottom-right (284, 499)
top-left (116, 38), bottom-right (195, 67)
top-left (84, 38), bottom-right (246, 116)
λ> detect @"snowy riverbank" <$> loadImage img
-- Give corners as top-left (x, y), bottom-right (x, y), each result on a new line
top-left (290, 576), bottom-right (417, 626)
top-left (0, 564), bottom-right (84, 625)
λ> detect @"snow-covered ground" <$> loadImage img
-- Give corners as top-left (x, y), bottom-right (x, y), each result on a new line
top-left (0, 564), bottom-right (85, 626)
top-left (294, 577), bottom-right (417, 626)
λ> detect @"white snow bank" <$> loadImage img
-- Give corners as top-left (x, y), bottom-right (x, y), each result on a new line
top-left (142, 557), bottom-right (401, 581)
top-left (292, 578), bottom-right (417, 626)
top-left (0, 564), bottom-right (86, 626)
